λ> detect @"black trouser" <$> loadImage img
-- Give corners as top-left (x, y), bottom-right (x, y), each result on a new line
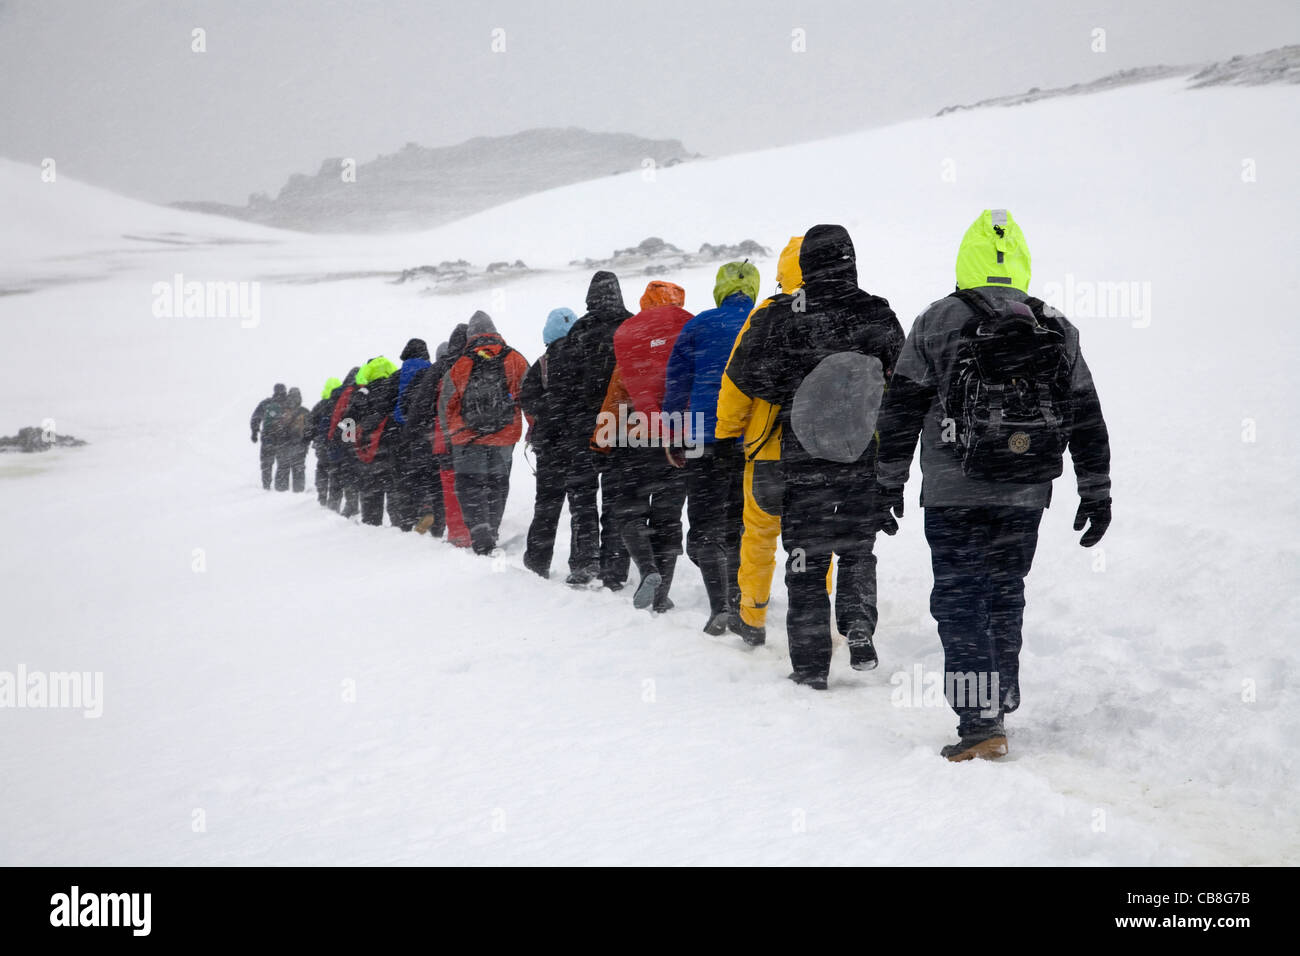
top-left (277, 449), bottom-right (306, 493)
top-left (684, 447), bottom-right (745, 616)
top-left (314, 455), bottom-right (332, 507)
top-left (524, 446), bottom-right (600, 575)
top-left (390, 435), bottom-right (443, 532)
top-left (453, 444), bottom-right (513, 554)
top-left (595, 456), bottom-right (631, 588)
top-left (923, 506), bottom-right (1043, 736)
top-left (339, 458), bottom-right (360, 517)
top-left (357, 466), bottom-right (392, 526)
top-left (259, 440), bottom-right (278, 490)
top-left (781, 459), bottom-right (879, 680)
top-left (608, 450), bottom-right (686, 580)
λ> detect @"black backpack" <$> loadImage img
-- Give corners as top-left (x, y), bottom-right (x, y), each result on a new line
top-left (459, 346), bottom-right (517, 435)
top-left (943, 290), bottom-right (1071, 483)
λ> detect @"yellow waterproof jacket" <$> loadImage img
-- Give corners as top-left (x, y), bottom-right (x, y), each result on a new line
top-left (714, 237), bottom-right (803, 461)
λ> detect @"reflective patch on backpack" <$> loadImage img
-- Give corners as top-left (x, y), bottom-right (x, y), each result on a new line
top-left (790, 352), bottom-right (884, 463)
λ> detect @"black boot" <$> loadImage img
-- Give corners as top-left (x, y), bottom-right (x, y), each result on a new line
top-left (653, 555), bottom-right (676, 613)
top-left (847, 624), bottom-right (879, 671)
top-left (729, 614), bottom-right (766, 646)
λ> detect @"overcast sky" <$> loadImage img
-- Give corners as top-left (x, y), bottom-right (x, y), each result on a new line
top-left (2, 0), bottom-right (1295, 204)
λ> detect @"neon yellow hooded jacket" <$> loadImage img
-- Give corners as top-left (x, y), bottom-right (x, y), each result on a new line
top-left (714, 237), bottom-right (803, 462)
top-left (955, 208), bottom-right (1032, 292)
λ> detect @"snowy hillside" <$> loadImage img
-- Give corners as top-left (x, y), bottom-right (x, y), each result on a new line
top-left (0, 75), bottom-right (1297, 865)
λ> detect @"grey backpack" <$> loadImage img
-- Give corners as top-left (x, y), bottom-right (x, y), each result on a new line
top-left (790, 352), bottom-right (885, 463)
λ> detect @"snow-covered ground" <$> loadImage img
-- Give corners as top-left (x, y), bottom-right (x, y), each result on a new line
top-left (1, 77), bottom-right (1297, 865)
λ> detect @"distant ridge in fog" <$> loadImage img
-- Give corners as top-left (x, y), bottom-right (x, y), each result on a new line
top-left (173, 127), bottom-right (697, 234)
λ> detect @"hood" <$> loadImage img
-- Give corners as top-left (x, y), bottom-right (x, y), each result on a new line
top-left (467, 310), bottom-right (497, 338)
top-left (447, 323), bottom-right (469, 356)
top-left (321, 376), bottom-right (342, 400)
top-left (713, 261), bottom-right (760, 307)
top-left (799, 224), bottom-right (857, 287)
top-left (435, 342), bottom-right (449, 361)
top-left (355, 355), bottom-right (398, 386)
top-left (776, 236), bottom-right (804, 292)
top-left (640, 280), bottom-right (686, 310)
top-left (955, 208), bottom-right (1031, 293)
top-left (400, 337), bottom-right (429, 362)
top-left (272, 383), bottom-right (286, 399)
top-left (585, 270), bottom-right (626, 314)
top-left (287, 387), bottom-right (301, 406)
top-left (543, 307), bottom-right (578, 345)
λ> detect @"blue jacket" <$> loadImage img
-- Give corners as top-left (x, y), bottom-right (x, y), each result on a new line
top-left (662, 292), bottom-right (753, 446)
top-left (393, 357), bottom-right (432, 425)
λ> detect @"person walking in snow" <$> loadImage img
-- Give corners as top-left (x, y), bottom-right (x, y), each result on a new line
top-left (349, 355), bottom-right (401, 526)
top-left (547, 271), bottom-right (634, 589)
top-left (662, 262), bottom-right (759, 634)
top-left (323, 367), bottom-right (362, 516)
top-left (868, 209), bottom-right (1112, 761)
top-left (308, 377), bottom-right (341, 506)
top-left (734, 224), bottom-right (904, 690)
top-left (520, 307), bottom-right (601, 580)
top-left (389, 338), bottom-right (444, 533)
top-left (715, 237), bottom-right (804, 646)
top-left (277, 386), bottom-right (312, 493)
top-left (250, 383), bottom-right (289, 490)
top-left (591, 281), bottom-right (693, 611)
top-left (438, 311), bottom-right (530, 555)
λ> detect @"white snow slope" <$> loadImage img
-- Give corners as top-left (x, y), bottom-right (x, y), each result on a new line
top-left (1, 77), bottom-right (1297, 865)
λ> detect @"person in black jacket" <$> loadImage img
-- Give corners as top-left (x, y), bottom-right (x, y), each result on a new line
top-left (277, 387), bottom-right (311, 493)
top-left (321, 367), bottom-right (361, 515)
top-left (250, 383), bottom-right (288, 490)
top-left (520, 307), bottom-right (600, 580)
top-left (348, 357), bottom-right (401, 526)
top-left (733, 224), bottom-right (905, 690)
top-left (868, 209), bottom-right (1112, 761)
top-left (545, 271), bottom-right (633, 589)
top-left (307, 377), bottom-right (341, 506)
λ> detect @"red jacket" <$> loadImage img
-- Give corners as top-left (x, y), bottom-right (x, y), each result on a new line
top-left (439, 334), bottom-right (531, 446)
top-left (612, 281), bottom-right (693, 416)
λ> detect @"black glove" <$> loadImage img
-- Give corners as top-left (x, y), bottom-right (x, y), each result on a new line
top-left (870, 482), bottom-right (905, 536)
top-left (250, 431), bottom-right (259, 443)
top-left (1074, 496), bottom-right (1111, 547)
top-left (711, 438), bottom-right (742, 459)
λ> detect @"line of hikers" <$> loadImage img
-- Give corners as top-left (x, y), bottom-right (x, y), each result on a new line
top-left (250, 210), bottom-right (1112, 761)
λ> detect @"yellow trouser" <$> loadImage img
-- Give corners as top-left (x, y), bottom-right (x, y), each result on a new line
top-left (738, 458), bottom-right (831, 628)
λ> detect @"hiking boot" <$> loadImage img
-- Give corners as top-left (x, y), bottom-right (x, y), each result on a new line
top-left (523, 557), bottom-right (549, 580)
top-left (703, 612), bottom-right (729, 636)
top-left (729, 614), bottom-right (766, 646)
top-left (847, 628), bottom-right (879, 671)
top-left (565, 566), bottom-right (597, 587)
top-left (632, 572), bottom-right (661, 610)
top-left (470, 524), bottom-right (496, 556)
top-left (414, 513), bottom-right (439, 535)
top-left (788, 670), bottom-right (828, 691)
top-left (653, 556), bottom-right (677, 614)
top-left (941, 723), bottom-right (1009, 762)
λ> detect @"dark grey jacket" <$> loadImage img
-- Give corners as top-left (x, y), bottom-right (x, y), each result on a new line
top-left (875, 285), bottom-right (1110, 508)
